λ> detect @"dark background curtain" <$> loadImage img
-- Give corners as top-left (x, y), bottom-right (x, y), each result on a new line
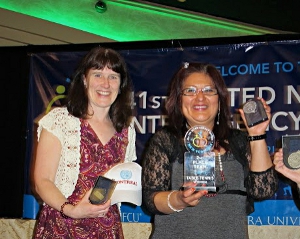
top-left (0, 46), bottom-right (29, 217)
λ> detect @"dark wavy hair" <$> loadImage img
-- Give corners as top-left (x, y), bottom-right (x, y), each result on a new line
top-left (66, 47), bottom-right (133, 132)
top-left (165, 62), bottom-right (232, 150)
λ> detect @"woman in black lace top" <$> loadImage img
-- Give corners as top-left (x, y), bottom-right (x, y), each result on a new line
top-left (141, 62), bottom-right (278, 239)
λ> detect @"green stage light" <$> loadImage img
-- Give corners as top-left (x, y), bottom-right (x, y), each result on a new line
top-left (95, 1), bottom-right (107, 13)
top-left (0, 0), bottom-right (277, 42)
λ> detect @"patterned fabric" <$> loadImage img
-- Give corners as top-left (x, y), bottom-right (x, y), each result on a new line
top-left (37, 107), bottom-right (136, 199)
top-left (37, 107), bottom-right (81, 199)
top-left (34, 116), bottom-right (130, 238)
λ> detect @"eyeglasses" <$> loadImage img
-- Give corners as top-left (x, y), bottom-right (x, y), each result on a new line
top-left (181, 86), bottom-right (218, 96)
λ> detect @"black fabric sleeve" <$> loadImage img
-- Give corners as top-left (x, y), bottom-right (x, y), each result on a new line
top-left (141, 127), bottom-right (183, 215)
top-left (228, 129), bottom-right (278, 214)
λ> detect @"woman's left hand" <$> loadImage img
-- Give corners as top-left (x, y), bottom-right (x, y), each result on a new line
top-left (239, 97), bottom-right (271, 135)
top-left (69, 188), bottom-right (111, 219)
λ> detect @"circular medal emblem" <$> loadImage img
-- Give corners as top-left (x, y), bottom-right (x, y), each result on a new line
top-left (243, 100), bottom-right (257, 114)
top-left (184, 125), bottom-right (215, 154)
top-left (288, 151), bottom-right (300, 169)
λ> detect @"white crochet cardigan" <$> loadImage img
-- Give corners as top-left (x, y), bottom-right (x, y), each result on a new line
top-left (37, 107), bottom-right (137, 198)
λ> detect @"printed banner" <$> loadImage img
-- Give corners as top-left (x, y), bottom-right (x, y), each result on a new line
top-left (24, 39), bottom-right (300, 223)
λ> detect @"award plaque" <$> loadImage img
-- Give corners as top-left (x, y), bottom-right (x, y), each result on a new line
top-left (243, 99), bottom-right (268, 128)
top-left (282, 135), bottom-right (300, 170)
top-left (183, 126), bottom-right (216, 192)
top-left (89, 176), bottom-right (117, 204)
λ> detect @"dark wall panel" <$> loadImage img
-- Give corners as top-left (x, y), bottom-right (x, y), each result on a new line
top-left (0, 46), bottom-right (29, 217)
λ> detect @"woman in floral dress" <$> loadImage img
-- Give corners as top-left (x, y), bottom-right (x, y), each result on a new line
top-left (33, 47), bottom-right (136, 239)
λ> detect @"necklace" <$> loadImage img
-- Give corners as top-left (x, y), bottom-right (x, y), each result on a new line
top-left (205, 146), bottom-right (225, 197)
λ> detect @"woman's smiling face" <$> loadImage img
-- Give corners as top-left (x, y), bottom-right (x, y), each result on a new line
top-left (84, 66), bottom-right (121, 109)
top-left (181, 72), bottom-right (219, 129)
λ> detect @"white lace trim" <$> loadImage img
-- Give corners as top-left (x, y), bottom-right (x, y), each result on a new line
top-left (37, 107), bottom-right (137, 199)
top-left (125, 120), bottom-right (137, 162)
top-left (37, 107), bottom-right (81, 198)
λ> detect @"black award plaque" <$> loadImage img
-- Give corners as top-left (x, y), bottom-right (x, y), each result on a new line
top-left (243, 99), bottom-right (268, 128)
top-left (282, 135), bottom-right (300, 170)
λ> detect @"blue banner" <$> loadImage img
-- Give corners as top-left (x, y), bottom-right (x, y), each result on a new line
top-left (24, 39), bottom-right (300, 223)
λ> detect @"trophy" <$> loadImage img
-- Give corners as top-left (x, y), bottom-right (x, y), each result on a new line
top-left (183, 125), bottom-right (216, 191)
top-left (243, 99), bottom-right (268, 127)
top-left (282, 135), bottom-right (300, 170)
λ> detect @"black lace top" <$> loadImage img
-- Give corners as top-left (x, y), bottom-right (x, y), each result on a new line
top-left (142, 127), bottom-right (278, 216)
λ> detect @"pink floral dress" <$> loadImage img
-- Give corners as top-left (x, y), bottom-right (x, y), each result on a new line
top-left (34, 119), bottom-right (128, 239)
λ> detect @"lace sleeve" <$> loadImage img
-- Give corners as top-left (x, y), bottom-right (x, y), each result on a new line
top-left (242, 134), bottom-right (278, 200)
top-left (247, 166), bottom-right (278, 200)
top-left (124, 120), bottom-right (137, 162)
top-left (228, 129), bottom-right (278, 214)
top-left (37, 107), bottom-right (81, 198)
top-left (142, 128), bottom-right (180, 215)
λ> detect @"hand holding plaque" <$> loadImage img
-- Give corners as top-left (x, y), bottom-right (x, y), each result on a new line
top-left (282, 135), bottom-right (300, 170)
top-left (183, 126), bottom-right (216, 192)
top-left (243, 99), bottom-right (268, 128)
top-left (89, 176), bottom-right (117, 204)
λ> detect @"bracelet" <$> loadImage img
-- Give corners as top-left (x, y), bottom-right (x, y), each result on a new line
top-left (167, 190), bottom-right (183, 212)
top-left (247, 133), bottom-right (267, 141)
top-left (60, 201), bottom-right (75, 219)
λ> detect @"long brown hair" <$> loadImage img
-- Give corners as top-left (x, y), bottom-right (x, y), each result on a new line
top-left (66, 47), bottom-right (133, 132)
